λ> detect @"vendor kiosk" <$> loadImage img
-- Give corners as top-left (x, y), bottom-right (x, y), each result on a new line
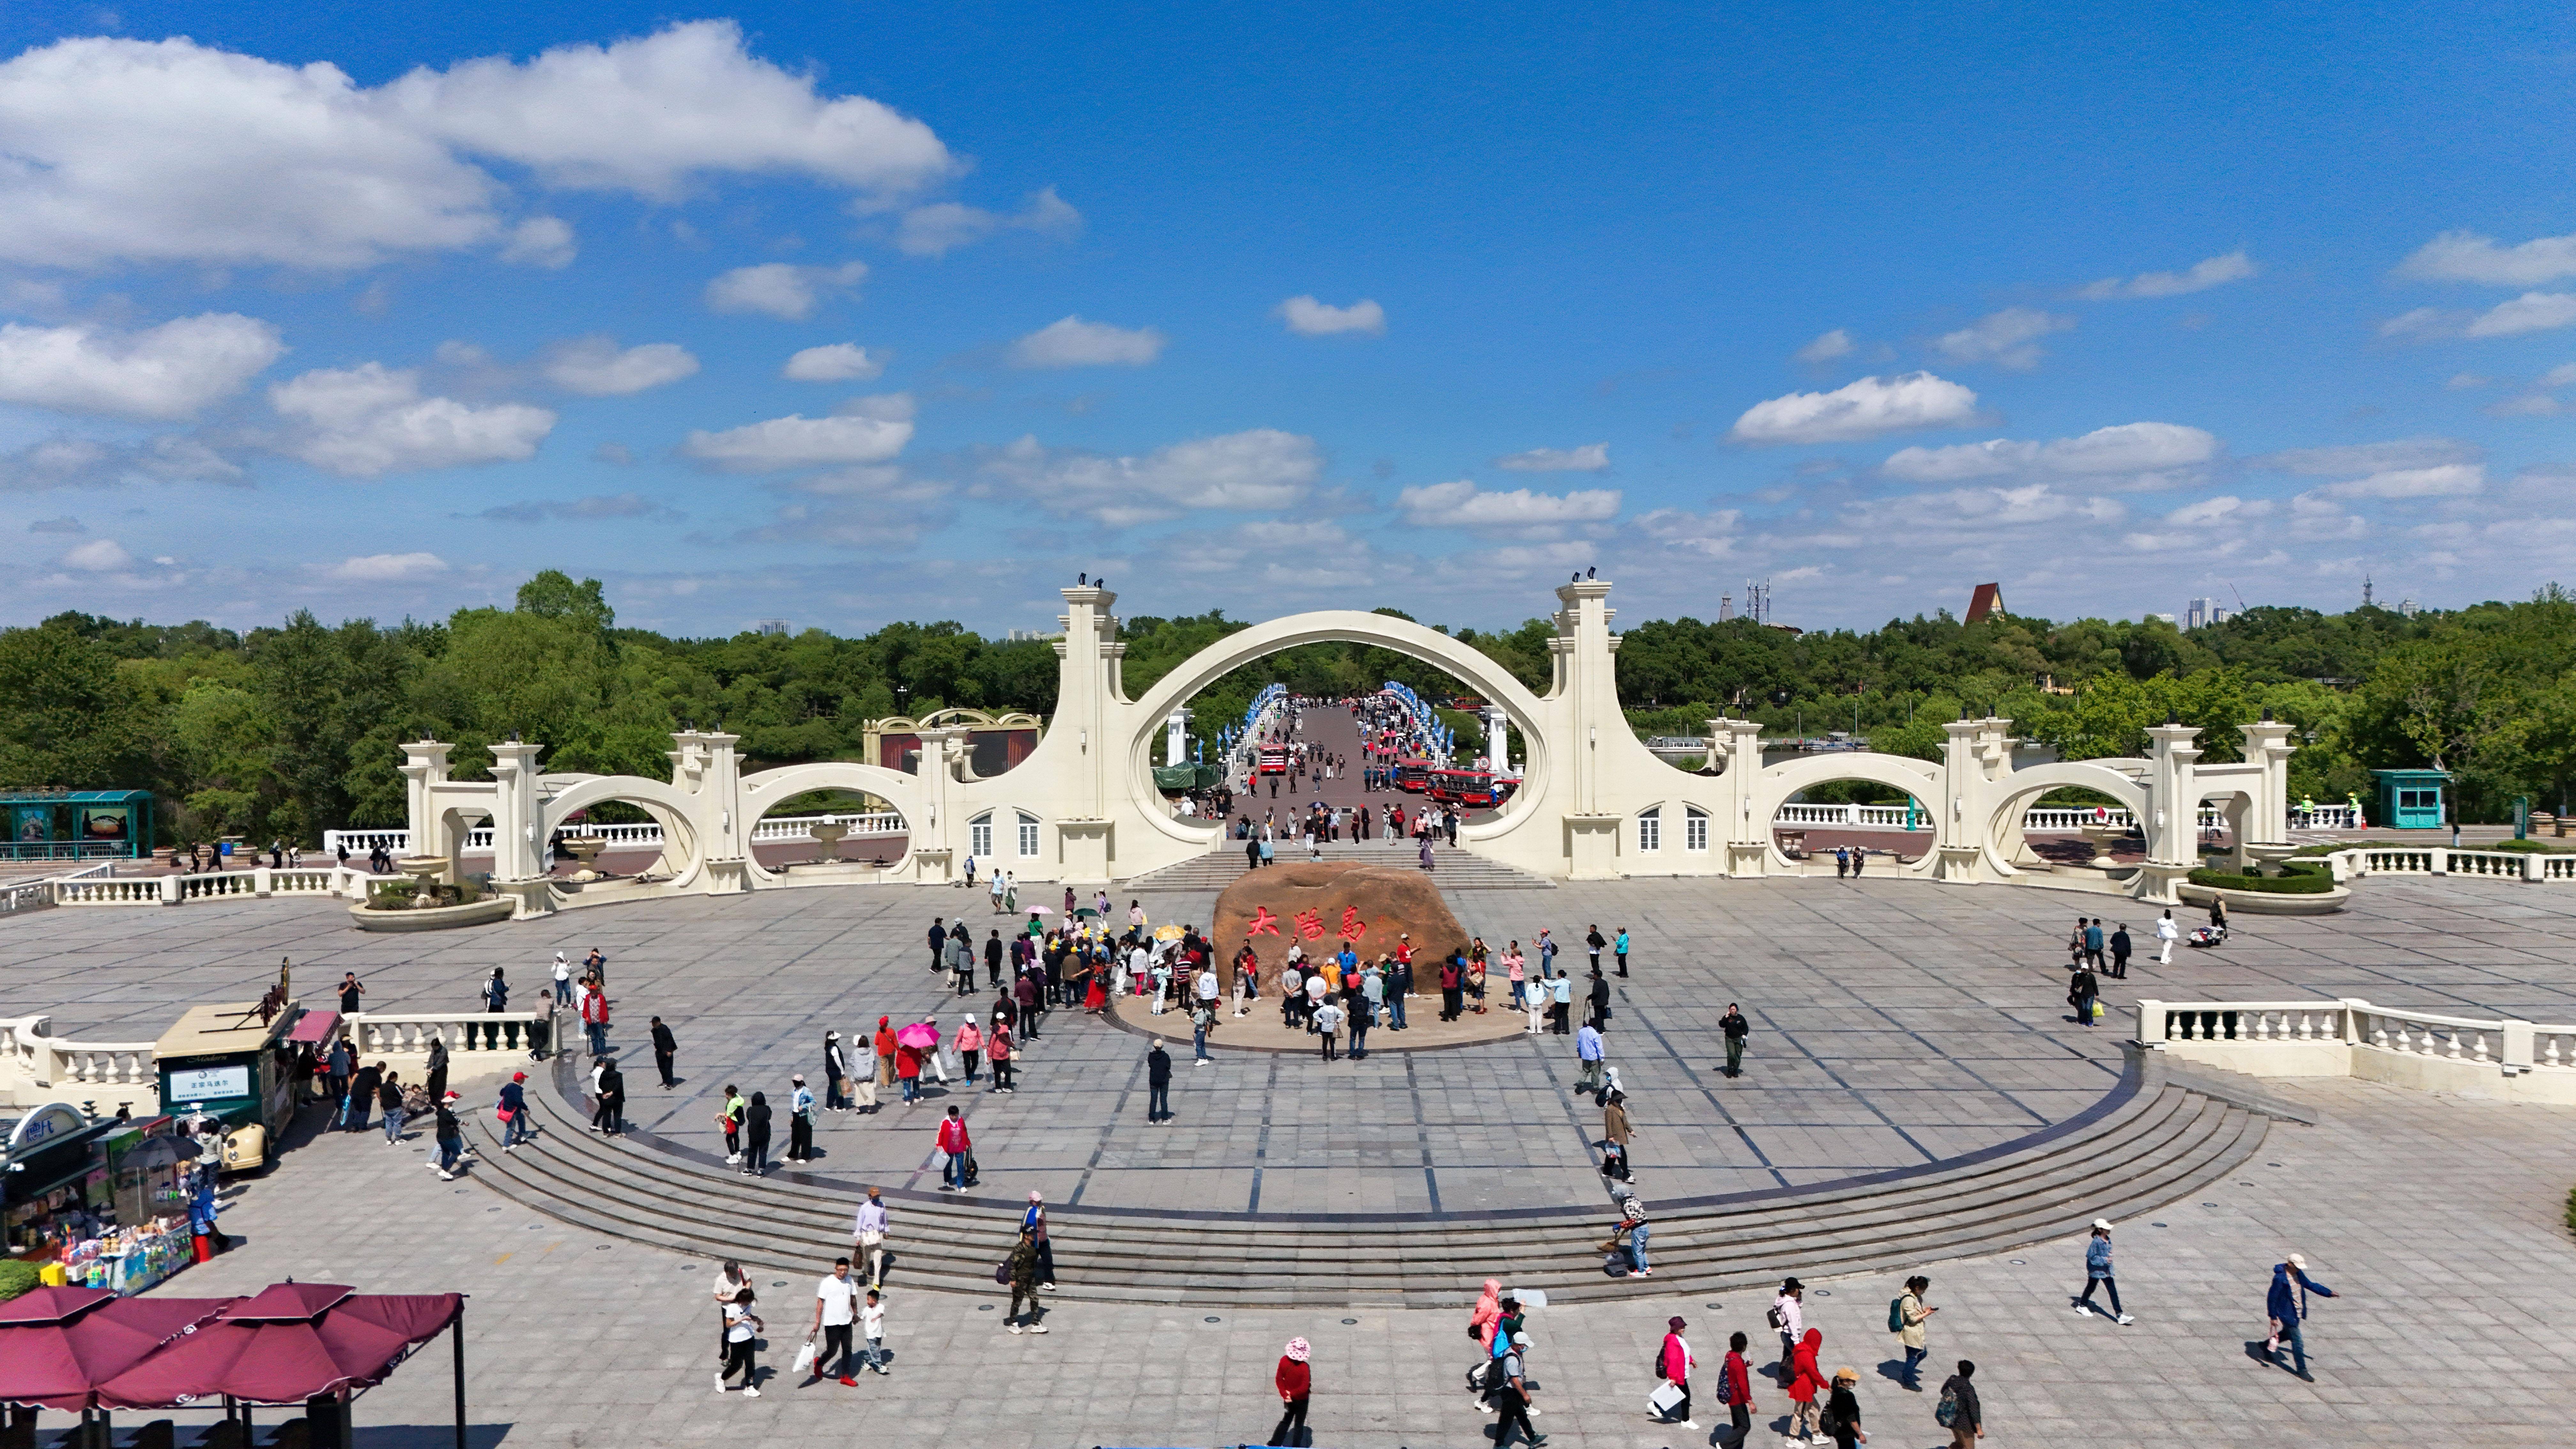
top-left (1, 1103), bottom-right (113, 1256)
top-left (153, 1001), bottom-right (303, 1173)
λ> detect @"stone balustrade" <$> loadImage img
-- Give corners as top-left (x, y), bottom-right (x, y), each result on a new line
top-left (0, 1013), bottom-right (160, 1113)
top-left (344, 1009), bottom-right (556, 1056)
top-left (2139, 996), bottom-right (2576, 1104)
top-left (2322, 847), bottom-right (2574, 885)
top-left (323, 810), bottom-right (905, 859)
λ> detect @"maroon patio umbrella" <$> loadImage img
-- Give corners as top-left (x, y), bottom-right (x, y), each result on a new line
top-left (0, 1286), bottom-right (238, 1411)
top-left (95, 1283), bottom-right (462, 1409)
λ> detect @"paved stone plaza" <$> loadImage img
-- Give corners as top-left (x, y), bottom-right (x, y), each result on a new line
top-left (6, 874), bottom-right (2576, 1444)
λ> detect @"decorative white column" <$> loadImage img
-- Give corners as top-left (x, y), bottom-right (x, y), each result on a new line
top-left (397, 739), bottom-right (452, 858)
top-left (1484, 706), bottom-right (1513, 773)
top-left (2239, 714), bottom-right (2298, 847)
top-left (1164, 707), bottom-right (1192, 767)
top-left (485, 738), bottom-right (552, 919)
top-left (2138, 721), bottom-right (2204, 901)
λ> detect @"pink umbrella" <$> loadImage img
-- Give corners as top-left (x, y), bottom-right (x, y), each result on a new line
top-left (894, 1022), bottom-right (940, 1049)
top-left (1024, 906), bottom-right (1053, 916)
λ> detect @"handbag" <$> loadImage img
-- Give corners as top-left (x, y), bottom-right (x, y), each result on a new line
top-left (1648, 1381), bottom-right (1685, 1416)
top-left (792, 1340), bottom-right (817, 1374)
top-left (993, 1260), bottom-right (1012, 1285)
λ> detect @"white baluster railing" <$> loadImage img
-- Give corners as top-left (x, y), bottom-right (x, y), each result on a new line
top-left (323, 810), bottom-right (908, 861)
top-left (345, 1010), bottom-right (554, 1055)
top-left (54, 878), bottom-right (162, 906)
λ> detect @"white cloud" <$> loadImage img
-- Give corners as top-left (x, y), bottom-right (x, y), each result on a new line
top-left (540, 337), bottom-right (699, 395)
top-left (894, 186), bottom-right (1082, 258)
top-left (2164, 494), bottom-right (2271, 527)
top-left (2257, 437), bottom-right (2480, 476)
top-left (1851, 483), bottom-right (2127, 532)
top-left (1274, 296), bottom-right (1386, 337)
top-left (2289, 494), bottom-right (2366, 540)
top-left (479, 492), bottom-right (674, 523)
top-left (1493, 443), bottom-right (1609, 472)
top-left (1729, 372), bottom-right (1980, 445)
top-left (1006, 316), bottom-right (1167, 369)
top-left (1881, 422), bottom-right (2219, 486)
top-left (2077, 251), bottom-right (2257, 300)
top-left (2381, 292), bottom-right (2576, 340)
top-left (0, 433), bottom-right (242, 491)
top-left (60, 537), bottom-right (131, 571)
top-left (0, 313), bottom-right (284, 419)
top-left (1934, 307), bottom-right (2074, 369)
top-left (704, 262), bottom-right (867, 320)
top-left (974, 428), bottom-right (1320, 526)
top-left (322, 551), bottom-right (448, 581)
top-left (1395, 479), bottom-right (1621, 536)
top-left (498, 216), bottom-right (575, 268)
top-left (268, 361), bottom-right (555, 477)
top-left (2308, 464), bottom-right (2485, 500)
top-left (2446, 372), bottom-right (2491, 389)
top-left (1793, 328), bottom-right (1853, 363)
top-left (781, 343), bottom-right (885, 382)
top-left (2395, 230), bottom-right (2576, 287)
top-left (681, 394), bottom-right (915, 471)
top-left (0, 24), bottom-right (950, 270)
top-left (1633, 507), bottom-right (1742, 559)
top-left (27, 517), bottom-right (81, 533)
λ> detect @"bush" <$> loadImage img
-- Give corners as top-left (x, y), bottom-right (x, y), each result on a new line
top-left (2567, 1184), bottom-right (2576, 1239)
top-left (2489, 839), bottom-right (2571, 855)
top-left (2189, 861), bottom-right (2335, 894)
top-left (0, 1258), bottom-right (38, 1302)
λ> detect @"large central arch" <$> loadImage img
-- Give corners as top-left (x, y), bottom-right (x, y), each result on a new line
top-left (1120, 610), bottom-right (1555, 851)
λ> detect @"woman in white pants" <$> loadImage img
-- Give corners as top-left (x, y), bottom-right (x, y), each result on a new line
top-left (2155, 909), bottom-right (2178, 964)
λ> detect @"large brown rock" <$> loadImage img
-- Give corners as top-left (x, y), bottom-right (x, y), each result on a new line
top-left (1211, 861), bottom-right (1469, 995)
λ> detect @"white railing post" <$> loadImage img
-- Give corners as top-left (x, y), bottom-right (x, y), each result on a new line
top-left (157, 876), bottom-right (181, 905)
top-left (2430, 849), bottom-right (2450, 875)
top-left (2503, 1019), bottom-right (2536, 1075)
top-left (2134, 998), bottom-right (2165, 1045)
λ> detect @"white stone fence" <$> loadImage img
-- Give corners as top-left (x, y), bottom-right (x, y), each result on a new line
top-left (324, 809), bottom-right (905, 857)
top-left (342, 1008), bottom-right (556, 1057)
top-left (2320, 847), bottom-right (2576, 884)
top-left (0, 1014), bottom-right (160, 1114)
top-left (1770, 803), bottom-right (2227, 832)
top-left (2139, 996), bottom-right (2576, 1105)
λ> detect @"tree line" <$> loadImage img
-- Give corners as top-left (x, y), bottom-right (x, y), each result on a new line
top-left (2, 571), bottom-right (2565, 847)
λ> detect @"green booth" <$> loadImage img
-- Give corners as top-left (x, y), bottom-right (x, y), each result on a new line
top-left (0, 787), bottom-right (154, 863)
top-left (2371, 768), bottom-right (2450, 830)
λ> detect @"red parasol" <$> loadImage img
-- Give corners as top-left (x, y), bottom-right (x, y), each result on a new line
top-left (893, 1022), bottom-right (940, 1050)
top-left (0, 1287), bottom-right (238, 1411)
top-left (95, 1284), bottom-right (462, 1409)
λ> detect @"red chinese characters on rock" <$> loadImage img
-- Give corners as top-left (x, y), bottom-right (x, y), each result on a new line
top-left (1246, 906), bottom-right (1282, 937)
top-left (1293, 908), bottom-right (1327, 940)
top-left (1338, 907), bottom-right (1368, 942)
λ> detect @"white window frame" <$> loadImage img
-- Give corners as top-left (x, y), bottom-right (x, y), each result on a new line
top-left (1637, 807), bottom-right (1662, 853)
top-left (969, 814), bottom-right (993, 859)
top-left (1017, 812), bottom-right (1040, 858)
top-left (1685, 807), bottom-right (1708, 852)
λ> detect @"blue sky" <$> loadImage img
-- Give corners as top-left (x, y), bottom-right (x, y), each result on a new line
top-left (0, 2), bottom-right (2571, 636)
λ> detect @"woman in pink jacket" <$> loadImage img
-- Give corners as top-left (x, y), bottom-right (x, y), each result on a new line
top-left (954, 1016), bottom-right (985, 1084)
top-left (1656, 1314), bottom-right (1697, 1427)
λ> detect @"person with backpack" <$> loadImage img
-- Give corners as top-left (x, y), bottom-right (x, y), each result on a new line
top-left (717, 1288), bottom-right (763, 1396)
top-left (1492, 1331), bottom-right (1544, 1447)
top-left (1785, 1327), bottom-right (1824, 1442)
top-left (2074, 1219), bottom-right (2134, 1323)
top-left (1004, 1223), bottom-right (1046, 1333)
top-left (1822, 1366), bottom-right (1866, 1447)
top-left (498, 1070), bottom-right (534, 1149)
top-left (1715, 1331), bottom-right (1757, 1447)
top-left (1770, 1277), bottom-right (1805, 1379)
top-left (720, 1085), bottom-right (747, 1163)
top-left (1652, 1314), bottom-right (1695, 1428)
top-left (1891, 1275), bottom-right (1936, 1389)
top-left (1936, 1359), bottom-right (1982, 1445)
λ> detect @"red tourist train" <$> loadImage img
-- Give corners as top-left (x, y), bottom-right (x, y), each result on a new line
top-left (1427, 769), bottom-right (1516, 808)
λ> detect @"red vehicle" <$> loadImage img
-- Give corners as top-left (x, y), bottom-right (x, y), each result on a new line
top-left (1428, 769), bottom-right (1514, 808)
top-left (1392, 759), bottom-right (1431, 792)
top-left (1258, 746), bottom-right (1291, 776)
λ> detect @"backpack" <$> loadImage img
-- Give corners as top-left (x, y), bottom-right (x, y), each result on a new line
top-left (1716, 1361), bottom-right (1745, 1406)
top-left (1765, 1303), bottom-right (1783, 1330)
top-left (1936, 1385), bottom-right (1961, 1428)
top-left (1889, 1296), bottom-right (1908, 1333)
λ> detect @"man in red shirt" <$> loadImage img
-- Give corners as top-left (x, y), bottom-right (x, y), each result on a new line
top-left (935, 1105), bottom-right (972, 1191)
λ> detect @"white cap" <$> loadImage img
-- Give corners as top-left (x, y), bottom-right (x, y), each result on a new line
top-left (2287, 1253), bottom-right (2306, 1269)
top-left (2092, 1219), bottom-right (2113, 1231)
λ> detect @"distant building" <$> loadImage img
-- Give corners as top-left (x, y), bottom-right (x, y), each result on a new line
top-left (754, 619), bottom-right (789, 636)
top-left (1004, 628), bottom-right (1064, 642)
top-left (2398, 597), bottom-right (2420, 618)
top-left (1965, 582), bottom-right (2005, 623)
top-left (2147, 612), bottom-right (2177, 624)
top-left (2184, 597), bottom-right (2232, 629)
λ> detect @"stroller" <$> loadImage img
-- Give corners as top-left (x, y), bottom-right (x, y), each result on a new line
top-left (2187, 924), bottom-right (2228, 949)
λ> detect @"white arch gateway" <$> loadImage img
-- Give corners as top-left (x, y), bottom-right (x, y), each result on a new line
top-left (396, 579), bottom-right (2294, 918)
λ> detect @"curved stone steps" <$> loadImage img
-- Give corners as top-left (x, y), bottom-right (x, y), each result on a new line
top-left (471, 1048), bottom-right (2267, 1306)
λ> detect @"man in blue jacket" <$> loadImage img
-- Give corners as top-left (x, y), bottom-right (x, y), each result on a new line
top-left (2266, 1254), bottom-right (2337, 1380)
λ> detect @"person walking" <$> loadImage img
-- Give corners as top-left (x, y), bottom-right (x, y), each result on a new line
top-left (1771, 1278), bottom-right (1805, 1380)
top-left (552, 951), bottom-right (572, 1006)
top-left (1584, 924), bottom-right (1606, 974)
top-left (1785, 1327), bottom-right (1825, 1442)
top-left (1493, 1332), bottom-right (1544, 1447)
top-left (1311, 999), bottom-right (1344, 1061)
top-left (1722, 1003), bottom-right (1750, 1076)
top-left (822, 1030), bottom-right (848, 1112)
top-left (498, 1070), bottom-right (535, 1149)
top-left (936, 1105), bottom-right (972, 1190)
top-left (2082, 917), bottom-right (2106, 972)
top-left (1617, 1194), bottom-right (1653, 1277)
top-left (1823, 1367), bottom-right (1866, 1448)
top-left (956, 1015), bottom-right (984, 1084)
top-left (1602, 1089), bottom-right (1635, 1180)
top-left (422, 1034), bottom-right (450, 1105)
top-left (1345, 994), bottom-right (1372, 1060)
top-left (1614, 926), bottom-right (1631, 977)
top-left (720, 1085), bottom-right (746, 1163)
top-left (1268, 1337), bottom-right (1313, 1446)
top-left (785, 1075), bottom-right (815, 1164)
top-left (575, 977), bottom-right (610, 1056)
top-left (1575, 1020), bottom-right (1606, 1097)
top-left (2264, 1254), bottom-right (2337, 1380)
top-left (1653, 1314), bottom-right (1696, 1428)
top-left (1146, 1042), bottom-right (1173, 1123)
top-left (806, 1257), bottom-right (861, 1387)
top-left (873, 1017), bottom-right (897, 1108)
top-left (431, 1091), bottom-right (465, 1180)
top-left (1893, 1275), bottom-right (1935, 1390)
top-left (852, 1186), bottom-right (889, 1287)
top-left (895, 1031), bottom-right (923, 1105)
top-left (1936, 1360), bottom-right (1982, 1446)
top-left (378, 1068), bottom-right (406, 1143)
top-left (1716, 1331), bottom-right (1757, 1448)
top-left (1004, 1224), bottom-right (1046, 1333)
top-left (741, 1091), bottom-right (772, 1175)
top-left (2074, 1219), bottom-right (2134, 1323)
top-left (856, 1288), bottom-right (889, 1375)
top-left (1468, 1278), bottom-right (1504, 1354)
top-left (1549, 972), bottom-right (1573, 1035)
top-left (985, 928), bottom-right (1004, 987)
top-left (1586, 968), bottom-right (1610, 1031)
top-left (2108, 923), bottom-right (2132, 979)
top-left (650, 1016), bottom-right (678, 1089)
top-left (987, 1019), bottom-right (1015, 1093)
top-left (2068, 962), bottom-right (2100, 1027)
top-left (717, 1289), bottom-right (763, 1396)
top-left (591, 1058), bottom-right (624, 1137)
top-left (927, 916), bottom-right (948, 972)
top-left (480, 967), bottom-right (509, 1015)
top-left (1439, 955), bottom-right (1464, 1021)
top-left (2155, 908), bottom-right (2178, 964)
top-left (1022, 1190), bottom-right (1058, 1289)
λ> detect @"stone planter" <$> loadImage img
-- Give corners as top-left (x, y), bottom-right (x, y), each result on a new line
top-left (2175, 882), bottom-right (2350, 916)
top-left (349, 896), bottom-right (514, 932)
